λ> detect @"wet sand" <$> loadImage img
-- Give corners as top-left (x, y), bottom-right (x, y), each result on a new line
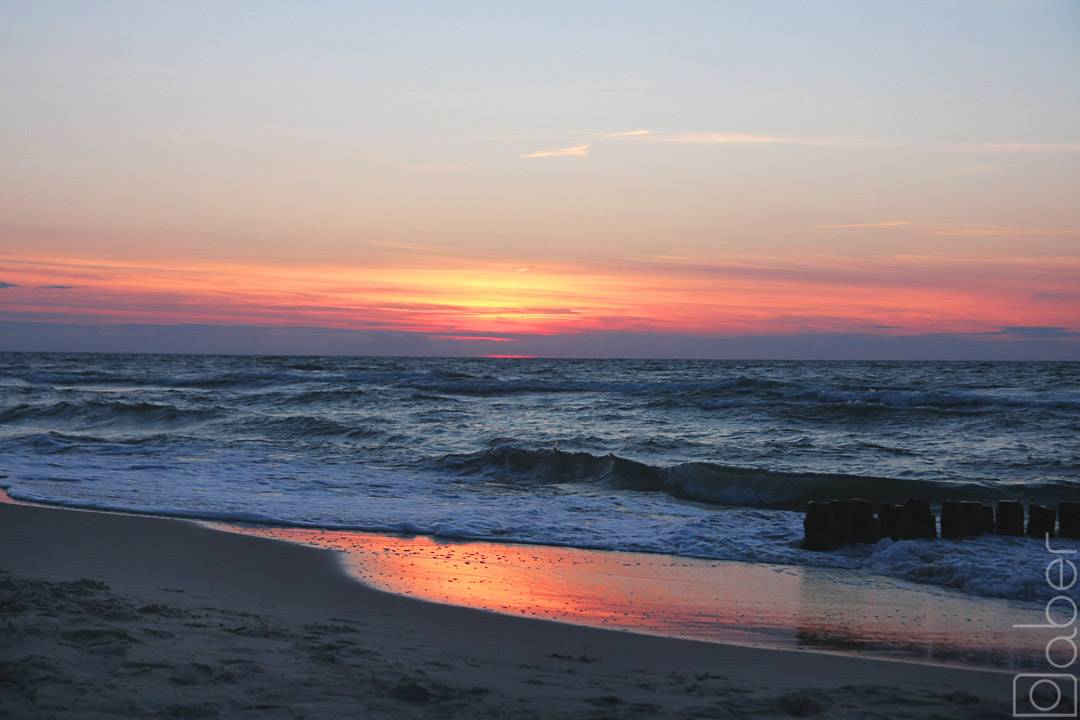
top-left (1, 501), bottom-right (1019, 718)
top-left (231, 525), bottom-right (1043, 669)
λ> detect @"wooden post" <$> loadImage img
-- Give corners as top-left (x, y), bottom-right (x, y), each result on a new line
top-left (904, 498), bottom-right (936, 539)
top-left (1059, 502), bottom-right (1080, 540)
top-left (850, 499), bottom-right (879, 544)
top-left (830, 500), bottom-right (852, 545)
top-left (960, 502), bottom-right (983, 537)
top-left (995, 501), bottom-right (1024, 536)
top-left (804, 501), bottom-right (835, 551)
top-left (941, 501), bottom-right (966, 538)
top-left (1027, 505), bottom-right (1056, 539)
top-left (878, 503), bottom-right (906, 541)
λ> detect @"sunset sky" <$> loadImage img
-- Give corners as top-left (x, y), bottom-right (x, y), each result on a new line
top-left (1, 1), bottom-right (1078, 358)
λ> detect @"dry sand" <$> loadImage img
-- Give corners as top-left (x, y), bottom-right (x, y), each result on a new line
top-left (1, 502), bottom-right (1017, 718)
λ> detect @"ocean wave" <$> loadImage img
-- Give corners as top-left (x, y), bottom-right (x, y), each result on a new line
top-left (17, 362), bottom-right (1079, 416)
top-left (391, 372), bottom-right (1080, 415)
top-left (397, 374), bottom-right (780, 398)
top-left (783, 385), bottom-right (1080, 413)
top-left (10, 432), bottom-right (183, 456)
top-left (235, 414), bottom-right (382, 440)
top-left (287, 388), bottom-right (369, 404)
top-left (23, 372), bottom-right (117, 386)
top-left (435, 446), bottom-right (1071, 509)
top-left (21, 368), bottom-right (346, 391)
top-left (0, 400), bottom-right (223, 427)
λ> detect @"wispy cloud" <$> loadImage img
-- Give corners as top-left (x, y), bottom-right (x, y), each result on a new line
top-left (37, 284), bottom-right (74, 289)
top-left (998, 326), bottom-right (1080, 339)
top-left (626, 131), bottom-right (1080, 154)
top-left (818, 221), bottom-right (914, 230)
top-left (1035, 293), bottom-right (1062, 300)
top-left (520, 130), bottom-right (869, 159)
top-left (518, 131), bottom-right (648, 160)
top-left (432, 335), bottom-right (516, 342)
top-left (519, 144), bottom-right (591, 159)
top-left (623, 251), bottom-right (1080, 301)
top-left (0, 282), bottom-right (17, 289)
top-left (522, 129), bottom-right (1078, 164)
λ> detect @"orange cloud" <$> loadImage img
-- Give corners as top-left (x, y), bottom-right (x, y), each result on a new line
top-left (519, 144), bottom-right (591, 159)
top-left (1, 251), bottom-right (1076, 338)
top-left (605, 130), bottom-right (652, 138)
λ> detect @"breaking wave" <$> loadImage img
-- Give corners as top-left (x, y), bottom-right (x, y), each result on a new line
top-left (436, 446), bottom-right (1071, 510)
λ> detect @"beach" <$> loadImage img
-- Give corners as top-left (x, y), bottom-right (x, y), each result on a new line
top-left (1, 501), bottom-right (1016, 719)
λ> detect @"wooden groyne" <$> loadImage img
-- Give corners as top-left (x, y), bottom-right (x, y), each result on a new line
top-left (803, 499), bottom-right (1080, 551)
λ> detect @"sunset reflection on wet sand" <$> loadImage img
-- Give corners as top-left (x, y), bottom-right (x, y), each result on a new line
top-left (221, 526), bottom-right (1045, 669)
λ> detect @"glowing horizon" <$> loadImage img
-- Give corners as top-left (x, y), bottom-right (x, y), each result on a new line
top-left (1, 248), bottom-right (1076, 340)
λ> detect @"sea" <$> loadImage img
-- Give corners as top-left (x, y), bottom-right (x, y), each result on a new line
top-left (1, 352), bottom-right (1077, 606)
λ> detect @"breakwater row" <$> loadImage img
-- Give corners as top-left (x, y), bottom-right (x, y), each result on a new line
top-left (803, 499), bottom-right (1080, 551)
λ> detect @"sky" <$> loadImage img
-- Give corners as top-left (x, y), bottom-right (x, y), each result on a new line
top-left (1, 0), bottom-right (1078, 359)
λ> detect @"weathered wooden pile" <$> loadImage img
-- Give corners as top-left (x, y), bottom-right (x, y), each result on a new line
top-left (803, 498), bottom-right (1080, 551)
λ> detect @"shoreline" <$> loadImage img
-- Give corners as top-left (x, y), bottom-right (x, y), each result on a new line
top-left (0, 501), bottom-right (1022, 718)
top-left (2, 490), bottom-right (1046, 670)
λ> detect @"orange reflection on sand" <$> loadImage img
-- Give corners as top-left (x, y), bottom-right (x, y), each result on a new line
top-left (223, 526), bottom-right (1045, 668)
top-left (232, 527), bottom-right (786, 639)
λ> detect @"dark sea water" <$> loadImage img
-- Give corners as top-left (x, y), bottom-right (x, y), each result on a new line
top-left (1, 352), bottom-right (1077, 603)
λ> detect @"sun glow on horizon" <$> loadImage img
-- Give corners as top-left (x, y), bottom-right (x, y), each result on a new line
top-left (1, 250), bottom-right (1076, 342)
